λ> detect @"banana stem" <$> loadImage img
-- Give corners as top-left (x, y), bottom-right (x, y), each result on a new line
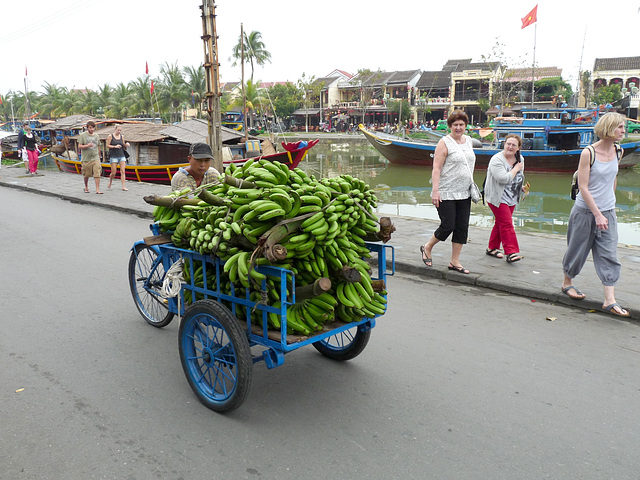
top-left (294, 277), bottom-right (332, 302)
top-left (143, 194), bottom-right (202, 208)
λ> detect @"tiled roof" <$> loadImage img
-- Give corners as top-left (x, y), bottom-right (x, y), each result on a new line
top-left (443, 59), bottom-right (500, 72)
top-left (594, 57), bottom-right (640, 72)
top-left (350, 70), bottom-right (421, 87)
top-left (416, 71), bottom-right (451, 88)
top-left (502, 66), bottom-right (562, 82)
top-left (388, 70), bottom-right (421, 84)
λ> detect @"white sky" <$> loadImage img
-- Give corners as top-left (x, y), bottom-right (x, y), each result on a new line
top-left (1, 0), bottom-right (639, 96)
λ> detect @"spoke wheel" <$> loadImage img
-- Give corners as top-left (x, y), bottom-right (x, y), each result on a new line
top-left (128, 244), bottom-right (174, 328)
top-left (179, 300), bottom-right (252, 412)
top-left (313, 324), bottom-right (371, 361)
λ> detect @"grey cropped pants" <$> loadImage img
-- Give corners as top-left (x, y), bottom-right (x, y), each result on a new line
top-left (562, 206), bottom-right (621, 286)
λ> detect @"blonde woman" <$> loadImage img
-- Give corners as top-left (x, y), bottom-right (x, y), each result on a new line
top-left (561, 112), bottom-right (629, 316)
top-left (106, 125), bottom-right (130, 190)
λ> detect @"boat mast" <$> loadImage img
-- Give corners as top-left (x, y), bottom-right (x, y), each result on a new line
top-left (576, 27), bottom-right (587, 108)
top-left (201, 0), bottom-right (223, 172)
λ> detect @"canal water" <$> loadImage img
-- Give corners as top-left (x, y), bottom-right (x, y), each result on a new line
top-left (298, 139), bottom-right (640, 247)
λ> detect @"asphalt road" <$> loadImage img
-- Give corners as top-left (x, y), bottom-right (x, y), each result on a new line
top-left (2, 189), bottom-right (640, 480)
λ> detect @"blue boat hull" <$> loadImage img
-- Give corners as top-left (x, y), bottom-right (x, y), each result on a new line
top-left (360, 126), bottom-right (640, 173)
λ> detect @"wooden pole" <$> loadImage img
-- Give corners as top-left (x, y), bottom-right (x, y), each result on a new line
top-left (241, 23), bottom-right (248, 141)
top-left (201, 0), bottom-right (223, 172)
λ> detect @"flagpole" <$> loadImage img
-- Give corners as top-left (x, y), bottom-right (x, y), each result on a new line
top-left (530, 23), bottom-right (536, 108)
top-left (24, 68), bottom-right (31, 119)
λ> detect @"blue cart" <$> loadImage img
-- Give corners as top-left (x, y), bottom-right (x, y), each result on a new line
top-left (128, 225), bottom-right (395, 412)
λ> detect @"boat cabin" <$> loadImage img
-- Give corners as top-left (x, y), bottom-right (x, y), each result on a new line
top-left (492, 107), bottom-right (599, 152)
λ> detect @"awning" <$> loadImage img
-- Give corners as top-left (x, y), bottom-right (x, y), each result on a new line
top-left (485, 106), bottom-right (514, 116)
top-left (292, 109), bottom-right (320, 115)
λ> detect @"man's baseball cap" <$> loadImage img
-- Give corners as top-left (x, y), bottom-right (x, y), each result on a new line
top-left (189, 142), bottom-right (214, 160)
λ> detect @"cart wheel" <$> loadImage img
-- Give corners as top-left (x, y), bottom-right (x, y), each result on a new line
top-left (128, 244), bottom-right (175, 328)
top-left (179, 299), bottom-right (252, 412)
top-left (313, 324), bottom-right (371, 361)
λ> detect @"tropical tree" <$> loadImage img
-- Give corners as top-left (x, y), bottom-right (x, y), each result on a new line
top-left (297, 73), bottom-right (322, 132)
top-left (95, 83), bottom-right (114, 117)
top-left (267, 82), bottom-right (301, 121)
top-left (227, 79), bottom-right (270, 128)
top-left (230, 30), bottom-right (272, 83)
top-left (128, 76), bottom-right (154, 117)
top-left (37, 82), bottom-right (68, 119)
top-left (183, 65), bottom-right (206, 118)
top-left (591, 84), bottom-right (622, 107)
top-left (105, 82), bottom-right (132, 118)
top-left (158, 61), bottom-right (188, 122)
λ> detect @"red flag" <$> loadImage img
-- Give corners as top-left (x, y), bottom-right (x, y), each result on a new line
top-left (150, 80), bottom-right (155, 95)
top-left (0, 97), bottom-right (3, 105)
top-left (145, 61), bottom-right (149, 75)
top-left (521, 5), bottom-right (538, 29)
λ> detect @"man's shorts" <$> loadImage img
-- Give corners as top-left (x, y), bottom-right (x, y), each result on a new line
top-left (82, 160), bottom-right (102, 178)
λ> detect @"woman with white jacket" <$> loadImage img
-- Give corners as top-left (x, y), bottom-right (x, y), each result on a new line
top-left (484, 134), bottom-right (526, 263)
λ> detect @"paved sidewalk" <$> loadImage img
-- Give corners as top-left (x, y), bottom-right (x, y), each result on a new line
top-left (2, 162), bottom-right (640, 320)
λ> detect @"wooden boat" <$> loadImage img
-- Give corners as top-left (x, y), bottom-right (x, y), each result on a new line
top-left (361, 107), bottom-right (640, 173)
top-left (51, 139), bottom-right (319, 185)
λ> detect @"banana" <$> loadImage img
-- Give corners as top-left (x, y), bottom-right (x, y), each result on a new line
top-left (237, 251), bottom-right (249, 281)
top-left (248, 200), bottom-right (282, 213)
top-left (301, 216), bottom-right (327, 234)
top-left (269, 192), bottom-right (293, 213)
top-left (300, 211), bottom-right (324, 229)
top-left (336, 283), bottom-right (355, 308)
top-left (344, 282), bottom-right (364, 309)
top-left (299, 304), bottom-right (322, 331)
top-left (258, 208), bottom-right (286, 221)
top-left (309, 220), bottom-right (329, 236)
top-left (307, 296), bottom-right (335, 313)
top-left (353, 280), bottom-right (372, 303)
top-left (297, 205), bottom-right (322, 214)
top-left (300, 195), bottom-right (323, 207)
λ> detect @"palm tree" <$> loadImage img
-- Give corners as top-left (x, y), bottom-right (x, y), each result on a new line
top-left (127, 77), bottom-right (154, 117)
top-left (228, 79), bottom-right (269, 128)
top-left (183, 65), bottom-right (205, 118)
top-left (105, 83), bottom-right (132, 119)
top-left (159, 61), bottom-right (188, 122)
top-left (230, 30), bottom-right (272, 83)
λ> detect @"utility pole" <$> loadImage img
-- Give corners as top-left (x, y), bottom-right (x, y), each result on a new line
top-left (241, 23), bottom-right (248, 141)
top-left (201, 0), bottom-right (223, 172)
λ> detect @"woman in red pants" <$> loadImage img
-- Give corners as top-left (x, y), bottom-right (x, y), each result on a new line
top-left (484, 134), bottom-right (526, 263)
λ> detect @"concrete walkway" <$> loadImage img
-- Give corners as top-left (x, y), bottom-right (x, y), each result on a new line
top-left (2, 162), bottom-right (639, 320)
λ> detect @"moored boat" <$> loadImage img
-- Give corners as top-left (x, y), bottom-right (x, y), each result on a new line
top-left (361, 107), bottom-right (640, 173)
top-left (52, 139), bottom-right (319, 185)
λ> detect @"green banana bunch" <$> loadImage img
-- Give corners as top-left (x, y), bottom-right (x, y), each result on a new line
top-left (148, 160), bottom-right (390, 335)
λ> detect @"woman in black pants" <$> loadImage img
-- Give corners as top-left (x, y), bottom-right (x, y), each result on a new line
top-left (419, 110), bottom-right (476, 274)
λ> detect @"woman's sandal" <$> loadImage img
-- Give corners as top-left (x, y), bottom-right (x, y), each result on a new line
top-left (419, 245), bottom-right (432, 267)
top-left (561, 286), bottom-right (585, 300)
top-left (602, 303), bottom-right (630, 317)
top-left (486, 248), bottom-right (504, 258)
top-left (506, 253), bottom-right (523, 263)
top-left (448, 263), bottom-right (470, 274)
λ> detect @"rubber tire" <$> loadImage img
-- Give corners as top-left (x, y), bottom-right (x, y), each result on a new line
top-left (128, 244), bottom-right (175, 328)
top-left (179, 299), bottom-right (252, 412)
top-left (313, 324), bottom-right (371, 361)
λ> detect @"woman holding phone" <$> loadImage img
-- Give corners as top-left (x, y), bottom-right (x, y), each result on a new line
top-left (483, 133), bottom-right (526, 263)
